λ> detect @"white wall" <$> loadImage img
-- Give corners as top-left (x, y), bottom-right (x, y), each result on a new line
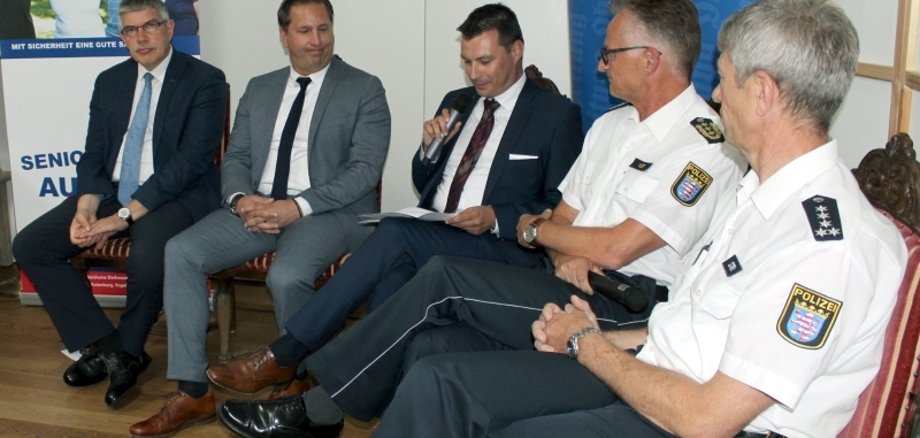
top-left (198, 0), bottom-right (570, 211)
top-left (832, 0), bottom-right (902, 165)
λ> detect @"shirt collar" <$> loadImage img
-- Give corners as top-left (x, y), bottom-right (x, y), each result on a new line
top-left (633, 84), bottom-right (700, 142)
top-left (486, 73), bottom-right (526, 114)
top-left (138, 45), bottom-right (172, 83)
top-left (746, 139), bottom-right (840, 219)
top-left (288, 62), bottom-right (330, 88)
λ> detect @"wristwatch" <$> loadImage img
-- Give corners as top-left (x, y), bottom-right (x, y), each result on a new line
top-left (227, 193), bottom-right (244, 215)
top-left (566, 326), bottom-right (600, 359)
top-left (117, 207), bottom-right (134, 226)
top-left (522, 217), bottom-right (546, 246)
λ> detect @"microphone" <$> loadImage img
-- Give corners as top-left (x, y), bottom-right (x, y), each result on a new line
top-left (587, 271), bottom-right (649, 314)
top-left (423, 93), bottom-right (473, 165)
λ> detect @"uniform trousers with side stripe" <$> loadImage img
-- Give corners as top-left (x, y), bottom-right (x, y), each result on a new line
top-left (305, 255), bottom-right (655, 422)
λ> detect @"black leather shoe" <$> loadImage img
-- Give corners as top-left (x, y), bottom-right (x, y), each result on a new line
top-left (217, 395), bottom-right (343, 438)
top-left (103, 351), bottom-right (151, 408)
top-left (63, 346), bottom-right (108, 387)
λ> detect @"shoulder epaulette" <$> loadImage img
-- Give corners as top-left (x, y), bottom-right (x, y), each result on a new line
top-left (802, 195), bottom-right (843, 241)
top-left (690, 117), bottom-right (725, 144)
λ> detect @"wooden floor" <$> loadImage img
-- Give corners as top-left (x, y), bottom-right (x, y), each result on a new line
top-left (0, 277), bottom-right (376, 437)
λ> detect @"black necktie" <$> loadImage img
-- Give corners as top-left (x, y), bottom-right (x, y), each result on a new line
top-left (271, 76), bottom-right (311, 200)
top-left (445, 99), bottom-right (499, 213)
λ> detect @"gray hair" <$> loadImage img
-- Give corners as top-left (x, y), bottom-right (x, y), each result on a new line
top-left (119, 0), bottom-right (170, 21)
top-left (611, 0), bottom-right (701, 79)
top-left (718, 0), bottom-right (859, 133)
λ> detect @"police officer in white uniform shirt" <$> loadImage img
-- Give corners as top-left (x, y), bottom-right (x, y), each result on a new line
top-left (371, 1), bottom-right (908, 437)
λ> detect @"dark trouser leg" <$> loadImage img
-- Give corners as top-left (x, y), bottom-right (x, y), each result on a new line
top-left (491, 404), bottom-right (676, 438)
top-left (12, 196), bottom-right (120, 351)
top-left (307, 256), bottom-right (638, 421)
top-left (118, 201), bottom-right (193, 356)
top-left (283, 218), bottom-right (523, 353)
top-left (373, 351), bottom-right (627, 438)
top-left (402, 323), bottom-right (510, 378)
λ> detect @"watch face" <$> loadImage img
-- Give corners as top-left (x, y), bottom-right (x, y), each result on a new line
top-left (566, 338), bottom-right (577, 359)
top-left (523, 225), bottom-right (537, 244)
top-left (118, 208), bottom-right (130, 219)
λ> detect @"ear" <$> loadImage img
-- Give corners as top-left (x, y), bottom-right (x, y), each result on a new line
top-left (278, 26), bottom-right (289, 51)
top-left (643, 47), bottom-right (661, 74)
top-left (511, 40), bottom-right (524, 64)
top-left (752, 70), bottom-right (779, 116)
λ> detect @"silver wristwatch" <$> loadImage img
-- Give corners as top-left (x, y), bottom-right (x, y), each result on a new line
top-left (566, 326), bottom-right (600, 359)
top-left (117, 207), bottom-right (134, 226)
top-left (522, 217), bottom-right (546, 245)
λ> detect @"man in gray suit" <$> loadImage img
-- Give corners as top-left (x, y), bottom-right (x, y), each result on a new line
top-left (128, 0), bottom-right (390, 435)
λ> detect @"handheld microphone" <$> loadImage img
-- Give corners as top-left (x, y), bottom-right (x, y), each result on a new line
top-left (587, 271), bottom-right (649, 314)
top-left (423, 93), bottom-right (473, 165)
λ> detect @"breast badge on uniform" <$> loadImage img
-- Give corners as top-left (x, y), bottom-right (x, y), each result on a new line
top-left (690, 117), bottom-right (724, 144)
top-left (802, 195), bottom-right (843, 241)
top-left (776, 283), bottom-right (841, 349)
top-left (629, 158), bottom-right (652, 171)
top-left (671, 162), bottom-right (713, 206)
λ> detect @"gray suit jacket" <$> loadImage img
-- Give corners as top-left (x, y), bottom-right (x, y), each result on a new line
top-left (221, 57), bottom-right (391, 216)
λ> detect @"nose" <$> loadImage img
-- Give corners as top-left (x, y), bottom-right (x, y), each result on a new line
top-left (597, 57), bottom-right (608, 73)
top-left (712, 84), bottom-right (722, 103)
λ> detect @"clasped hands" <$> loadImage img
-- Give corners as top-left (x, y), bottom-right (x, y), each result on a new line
top-left (70, 208), bottom-right (126, 250)
top-left (532, 294), bottom-right (600, 354)
top-left (235, 195), bottom-right (301, 234)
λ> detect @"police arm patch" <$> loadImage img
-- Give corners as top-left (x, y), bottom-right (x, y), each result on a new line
top-left (776, 283), bottom-right (841, 349)
top-left (670, 162), bottom-right (713, 206)
top-left (802, 195), bottom-right (843, 241)
top-left (690, 117), bottom-right (724, 144)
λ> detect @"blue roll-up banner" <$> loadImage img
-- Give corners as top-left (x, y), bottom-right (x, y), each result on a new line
top-left (568, 0), bottom-right (754, 132)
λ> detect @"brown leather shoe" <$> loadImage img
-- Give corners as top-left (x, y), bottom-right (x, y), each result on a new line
top-left (207, 346), bottom-right (296, 393)
top-left (268, 376), bottom-right (312, 400)
top-left (129, 391), bottom-right (215, 436)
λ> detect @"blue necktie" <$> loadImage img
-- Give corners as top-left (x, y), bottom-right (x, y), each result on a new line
top-left (118, 72), bottom-right (153, 206)
top-left (271, 76), bottom-right (311, 200)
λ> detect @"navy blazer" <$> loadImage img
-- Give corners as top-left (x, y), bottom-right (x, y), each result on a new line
top-left (76, 50), bottom-right (227, 221)
top-left (412, 79), bottom-right (583, 240)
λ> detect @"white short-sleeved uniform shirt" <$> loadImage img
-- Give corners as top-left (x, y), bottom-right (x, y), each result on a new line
top-left (638, 141), bottom-right (908, 437)
top-left (560, 85), bottom-right (746, 286)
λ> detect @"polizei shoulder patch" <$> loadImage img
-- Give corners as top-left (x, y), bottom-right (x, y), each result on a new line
top-left (776, 283), bottom-right (841, 349)
top-left (670, 162), bottom-right (713, 206)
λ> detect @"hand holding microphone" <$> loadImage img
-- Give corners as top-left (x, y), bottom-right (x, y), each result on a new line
top-left (587, 271), bottom-right (649, 314)
top-left (422, 93), bottom-right (472, 165)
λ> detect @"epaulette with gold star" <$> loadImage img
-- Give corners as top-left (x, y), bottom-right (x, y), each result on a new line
top-left (690, 117), bottom-right (724, 144)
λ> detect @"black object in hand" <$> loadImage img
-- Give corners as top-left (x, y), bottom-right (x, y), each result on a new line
top-left (587, 271), bottom-right (649, 314)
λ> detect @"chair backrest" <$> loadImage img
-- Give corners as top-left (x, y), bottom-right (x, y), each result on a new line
top-left (840, 133), bottom-right (920, 437)
top-left (524, 64), bottom-right (562, 96)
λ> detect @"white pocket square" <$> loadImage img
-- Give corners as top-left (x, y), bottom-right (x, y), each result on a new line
top-left (509, 154), bottom-right (539, 160)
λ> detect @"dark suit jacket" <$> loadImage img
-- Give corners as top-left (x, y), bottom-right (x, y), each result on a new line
top-left (221, 57), bottom-right (390, 217)
top-left (75, 50), bottom-right (227, 221)
top-left (413, 79), bottom-right (583, 240)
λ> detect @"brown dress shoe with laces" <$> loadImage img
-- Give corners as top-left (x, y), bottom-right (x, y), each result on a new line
top-left (206, 346), bottom-right (296, 393)
top-left (268, 376), bottom-right (312, 400)
top-left (129, 391), bottom-right (215, 437)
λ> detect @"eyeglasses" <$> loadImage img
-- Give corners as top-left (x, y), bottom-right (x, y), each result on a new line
top-left (120, 19), bottom-right (167, 37)
top-left (598, 46), bottom-right (659, 65)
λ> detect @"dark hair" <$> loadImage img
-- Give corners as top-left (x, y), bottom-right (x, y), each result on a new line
top-left (611, 0), bottom-right (700, 79)
top-left (278, 0), bottom-right (335, 28)
top-left (456, 3), bottom-right (523, 49)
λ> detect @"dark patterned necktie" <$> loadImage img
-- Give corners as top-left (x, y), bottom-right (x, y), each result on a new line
top-left (444, 99), bottom-right (499, 213)
top-left (271, 76), bottom-right (311, 200)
